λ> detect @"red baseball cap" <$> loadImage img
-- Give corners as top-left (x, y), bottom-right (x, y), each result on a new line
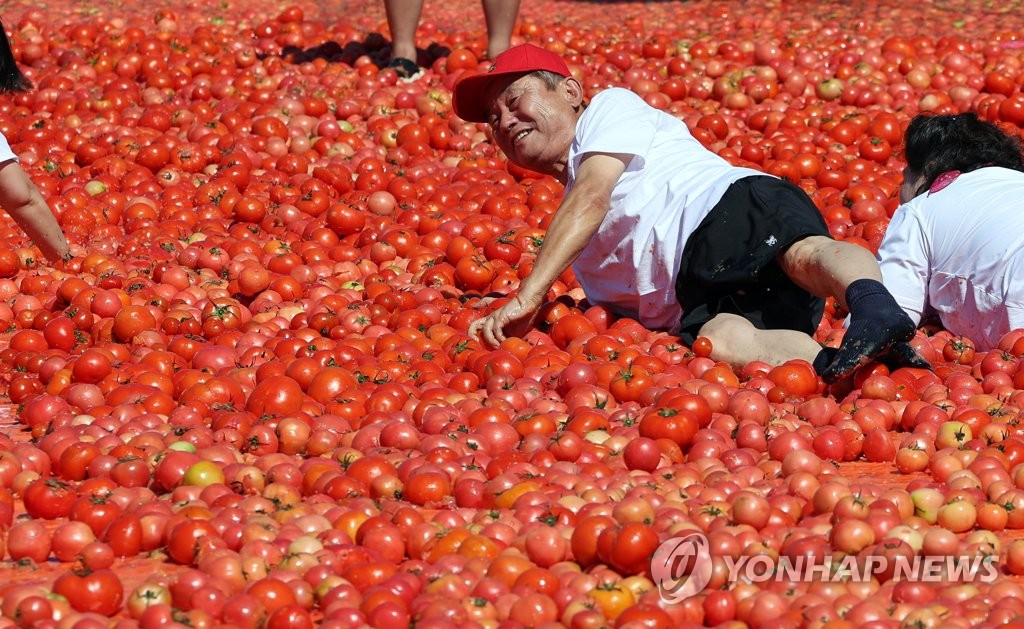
top-left (452, 44), bottom-right (571, 123)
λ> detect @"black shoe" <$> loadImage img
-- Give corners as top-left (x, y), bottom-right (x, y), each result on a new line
top-left (387, 57), bottom-right (423, 80)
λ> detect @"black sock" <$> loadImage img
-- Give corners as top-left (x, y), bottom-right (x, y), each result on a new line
top-left (845, 279), bottom-right (909, 324)
top-left (813, 347), bottom-right (838, 374)
top-left (819, 280), bottom-right (915, 382)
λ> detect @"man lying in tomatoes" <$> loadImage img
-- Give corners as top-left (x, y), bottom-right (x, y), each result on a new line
top-left (454, 44), bottom-right (927, 382)
top-left (877, 112), bottom-right (1024, 351)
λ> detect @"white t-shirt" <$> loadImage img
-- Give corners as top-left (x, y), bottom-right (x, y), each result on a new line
top-left (567, 88), bottom-right (763, 331)
top-left (0, 131), bottom-right (17, 164)
top-left (877, 167), bottom-right (1024, 350)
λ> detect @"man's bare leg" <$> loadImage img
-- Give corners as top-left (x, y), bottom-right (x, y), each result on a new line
top-left (700, 313), bottom-right (822, 367)
top-left (780, 235), bottom-right (921, 381)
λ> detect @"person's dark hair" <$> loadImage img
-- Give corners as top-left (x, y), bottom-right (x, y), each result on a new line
top-left (0, 19), bottom-right (32, 93)
top-left (904, 112), bottom-right (1024, 197)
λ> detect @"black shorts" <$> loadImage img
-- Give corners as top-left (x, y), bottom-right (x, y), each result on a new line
top-left (675, 176), bottom-right (830, 345)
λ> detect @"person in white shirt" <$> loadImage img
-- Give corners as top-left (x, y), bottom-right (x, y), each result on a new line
top-left (453, 44), bottom-right (927, 382)
top-left (878, 112), bottom-right (1024, 350)
top-left (0, 20), bottom-right (70, 264)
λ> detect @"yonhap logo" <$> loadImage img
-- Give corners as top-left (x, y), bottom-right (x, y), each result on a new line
top-left (650, 533), bottom-right (713, 603)
top-left (650, 532), bottom-right (999, 604)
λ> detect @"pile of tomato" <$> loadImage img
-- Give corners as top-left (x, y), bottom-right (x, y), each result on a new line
top-left (1, 0), bottom-right (1024, 626)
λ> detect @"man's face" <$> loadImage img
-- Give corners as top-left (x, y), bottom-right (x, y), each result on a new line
top-left (483, 73), bottom-right (581, 176)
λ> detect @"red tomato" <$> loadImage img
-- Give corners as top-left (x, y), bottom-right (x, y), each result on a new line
top-left (112, 305), bottom-right (158, 342)
top-left (609, 366), bottom-right (654, 403)
top-left (53, 568), bottom-right (125, 616)
top-left (598, 522), bottom-right (660, 575)
top-left (166, 520), bottom-right (222, 565)
top-left (639, 406), bottom-right (699, 448)
top-left (623, 437), bottom-right (662, 471)
top-left (483, 231), bottom-right (523, 265)
top-left (42, 316), bottom-right (79, 351)
top-left (23, 479), bottom-right (76, 519)
top-left (549, 314), bottom-right (597, 349)
top-left (246, 376), bottom-right (305, 417)
top-left (69, 495), bottom-right (123, 537)
top-left (767, 361), bottom-right (819, 399)
top-left (453, 256), bottom-right (496, 292)
top-left (999, 94), bottom-right (1024, 126)
top-left (942, 336), bottom-right (976, 363)
top-left (104, 512), bottom-right (145, 557)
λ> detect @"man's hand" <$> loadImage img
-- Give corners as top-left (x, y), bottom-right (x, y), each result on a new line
top-left (469, 292), bottom-right (543, 347)
top-left (467, 152), bottom-right (630, 348)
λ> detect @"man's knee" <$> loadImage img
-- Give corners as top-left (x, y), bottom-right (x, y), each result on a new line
top-left (699, 313), bottom-right (754, 349)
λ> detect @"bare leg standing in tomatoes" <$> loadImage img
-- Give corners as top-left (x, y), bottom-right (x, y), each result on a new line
top-left (481, 0), bottom-right (521, 59)
top-left (384, 0), bottom-right (424, 69)
top-left (384, 0), bottom-right (521, 75)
